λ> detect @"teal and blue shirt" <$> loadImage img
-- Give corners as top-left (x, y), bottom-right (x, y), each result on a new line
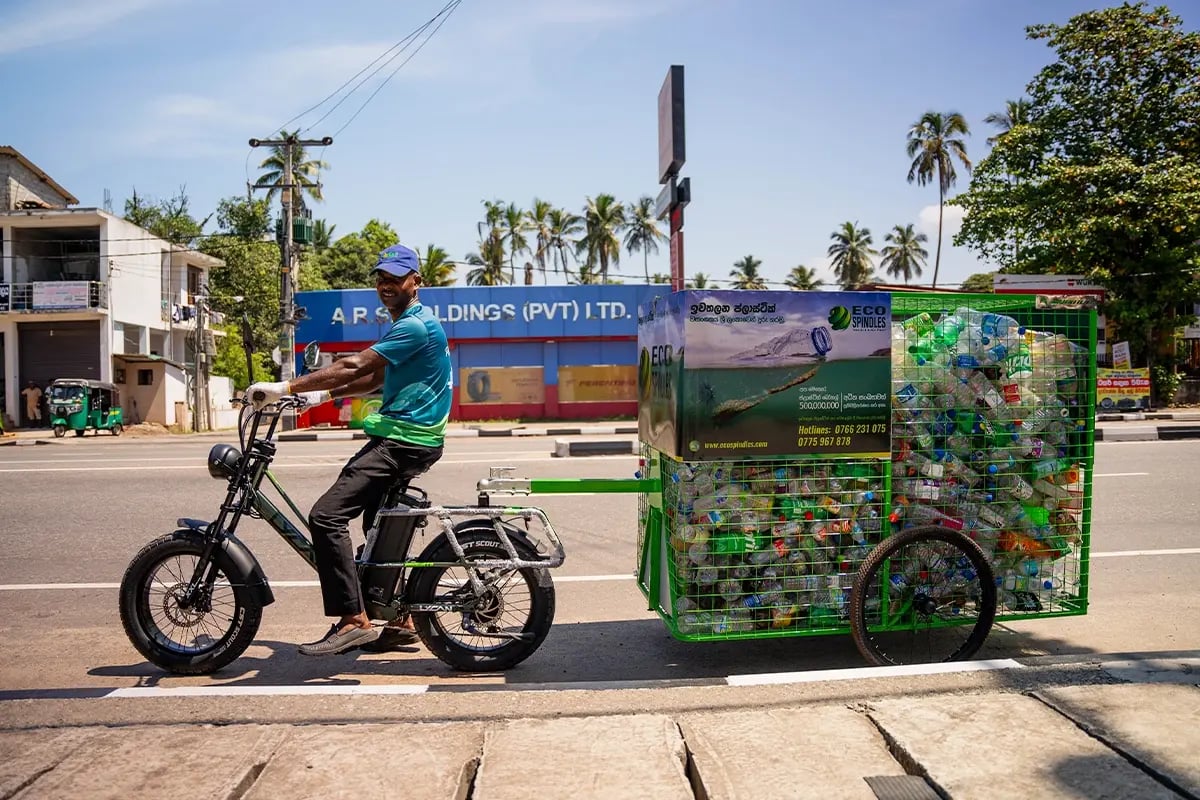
top-left (365, 302), bottom-right (452, 447)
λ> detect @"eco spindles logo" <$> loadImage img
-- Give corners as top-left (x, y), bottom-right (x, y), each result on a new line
top-left (828, 306), bottom-right (852, 331)
top-left (638, 348), bottom-right (652, 401)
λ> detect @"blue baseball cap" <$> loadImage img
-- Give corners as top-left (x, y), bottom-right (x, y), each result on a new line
top-left (372, 244), bottom-right (420, 278)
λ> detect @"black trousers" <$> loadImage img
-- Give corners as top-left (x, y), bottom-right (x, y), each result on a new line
top-left (309, 437), bottom-right (442, 617)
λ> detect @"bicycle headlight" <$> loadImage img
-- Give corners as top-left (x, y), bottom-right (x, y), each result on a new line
top-left (207, 444), bottom-right (243, 480)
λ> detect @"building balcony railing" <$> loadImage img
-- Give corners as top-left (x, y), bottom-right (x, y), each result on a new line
top-left (0, 281), bottom-right (109, 313)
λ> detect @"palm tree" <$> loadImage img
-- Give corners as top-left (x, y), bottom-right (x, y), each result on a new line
top-left (650, 273), bottom-right (672, 284)
top-left (687, 272), bottom-right (714, 289)
top-left (418, 244), bottom-right (455, 287)
top-left (465, 235), bottom-right (509, 286)
top-left (906, 111), bottom-right (971, 288)
top-left (880, 224), bottom-right (929, 284)
top-left (784, 264), bottom-right (824, 291)
top-left (984, 98), bottom-right (1030, 146)
top-left (254, 130), bottom-right (330, 207)
top-left (547, 207), bottom-right (583, 282)
top-left (312, 219), bottom-right (335, 251)
top-left (827, 221), bottom-right (878, 289)
top-left (578, 194), bottom-right (625, 283)
top-left (527, 199), bottom-right (554, 284)
top-left (500, 202), bottom-right (529, 283)
top-left (729, 254), bottom-right (769, 289)
top-left (623, 196), bottom-right (667, 283)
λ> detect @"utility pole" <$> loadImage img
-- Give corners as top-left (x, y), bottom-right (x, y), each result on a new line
top-left (248, 133), bottom-right (331, 428)
top-left (192, 287), bottom-right (208, 433)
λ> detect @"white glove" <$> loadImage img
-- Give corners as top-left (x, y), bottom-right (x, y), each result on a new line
top-left (247, 381), bottom-right (288, 409)
top-left (297, 390), bottom-right (332, 407)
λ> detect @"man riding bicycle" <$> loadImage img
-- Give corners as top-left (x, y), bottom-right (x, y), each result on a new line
top-left (248, 244), bottom-right (452, 655)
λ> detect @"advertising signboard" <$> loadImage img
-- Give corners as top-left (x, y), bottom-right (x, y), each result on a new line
top-left (1097, 368), bottom-right (1151, 411)
top-left (558, 365), bottom-right (637, 403)
top-left (33, 281), bottom-right (89, 310)
top-left (458, 367), bottom-right (545, 405)
top-left (638, 290), bottom-right (892, 460)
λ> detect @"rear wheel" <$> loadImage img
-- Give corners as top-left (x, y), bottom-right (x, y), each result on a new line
top-left (119, 533), bottom-right (262, 674)
top-left (407, 524), bottom-right (555, 671)
top-left (111, 423), bottom-right (123, 436)
top-left (53, 425), bottom-right (66, 438)
top-left (850, 526), bottom-right (997, 667)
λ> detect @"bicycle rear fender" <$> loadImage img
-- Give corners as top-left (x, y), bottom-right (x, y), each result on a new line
top-left (174, 521), bottom-right (276, 607)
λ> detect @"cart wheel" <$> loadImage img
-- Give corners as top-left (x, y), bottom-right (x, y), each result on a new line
top-left (53, 425), bottom-right (66, 438)
top-left (850, 526), bottom-right (997, 667)
top-left (111, 423), bottom-right (123, 437)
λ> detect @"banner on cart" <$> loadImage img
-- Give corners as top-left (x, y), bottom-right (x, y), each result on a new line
top-left (1097, 368), bottom-right (1150, 411)
top-left (638, 290), bottom-right (892, 459)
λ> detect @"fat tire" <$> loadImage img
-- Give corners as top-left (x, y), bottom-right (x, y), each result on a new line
top-left (407, 524), bottom-right (555, 672)
top-left (850, 526), bottom-right (997, 667)
top-left (119, 532), bottom-right (263, 675)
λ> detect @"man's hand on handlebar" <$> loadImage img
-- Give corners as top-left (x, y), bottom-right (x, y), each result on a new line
top-left (244, 382), bottom-right (333, 411)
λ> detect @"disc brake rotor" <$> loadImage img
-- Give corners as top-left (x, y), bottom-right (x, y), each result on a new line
top-left (161, 582), bottom-right (207, 627)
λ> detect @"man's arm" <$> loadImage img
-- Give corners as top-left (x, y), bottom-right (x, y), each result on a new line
top-left (288, 347), bottom-right (387, 395)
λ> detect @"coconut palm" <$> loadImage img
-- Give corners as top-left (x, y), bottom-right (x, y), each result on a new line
top-left (254, 130), bottom-right (330, 208)
top-left (547, 207), bottom-right (583, 282)
top-left (650, 273), bottom-right (672, 284)
top-left (312, 219), bottom-right (335, 251)
top-left (527, 199), bottom-right (554, 284)
top-left (880, 224), bottom-right (929, 284)
top-left (784, 264), bottom-right (824, 291)
top-left (417, 244), bottom-right (456, 287)
top-left (623, 196), bottom-right (667, 283)
top-left (465, 235), bottom-right (509, 286)
top-left (906, 111), bottom-right (972, 288)
top-left (578, 194), bottom-right (625, 284)
top-left (687, 272), bottom-right (714, 289)
top-left (827, 222), bottom-right (878, 289)
top-left (500, 202), bottom-right (529, 283)
top-left (984, 99), bottom-right (1031, 146)
top-left (729, 254), bottom-right (769, 289)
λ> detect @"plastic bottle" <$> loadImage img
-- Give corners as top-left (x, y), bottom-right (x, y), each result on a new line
top-left (900, 450), bottom-right (946, 479)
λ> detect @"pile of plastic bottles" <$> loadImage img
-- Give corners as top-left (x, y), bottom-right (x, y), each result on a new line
top-left (664, 459), bottom-right (888, 636)
top-left (889, 307), bottom-right (1086, 610)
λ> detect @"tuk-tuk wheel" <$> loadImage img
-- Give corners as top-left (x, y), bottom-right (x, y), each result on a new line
top-left (53, 425), bottom-right (66, 438)
top-left (111, 423), bottom-right (123, 437)
top-left (74, 429), bottom-right (85, 438)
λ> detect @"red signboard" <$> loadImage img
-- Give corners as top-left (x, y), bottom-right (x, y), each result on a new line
top-left (669, 230), bottom-right (684, 291)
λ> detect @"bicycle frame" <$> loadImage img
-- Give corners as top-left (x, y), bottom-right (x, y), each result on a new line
top-left (180, 400), bottom-right (567, 615)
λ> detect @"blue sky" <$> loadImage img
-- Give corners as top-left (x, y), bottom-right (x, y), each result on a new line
top-left (3, 0), bottom-right (1193, 290)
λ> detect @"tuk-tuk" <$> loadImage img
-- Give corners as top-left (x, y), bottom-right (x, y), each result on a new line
top-left (48, 379), bottom-right (124, 437)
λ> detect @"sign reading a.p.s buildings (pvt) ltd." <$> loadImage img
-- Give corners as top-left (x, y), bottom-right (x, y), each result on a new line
top-left (296, 284), bottom-right (673, 343)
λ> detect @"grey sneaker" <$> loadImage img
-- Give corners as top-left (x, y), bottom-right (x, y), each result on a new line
top-left (298, 624), bottom-right (381, 656)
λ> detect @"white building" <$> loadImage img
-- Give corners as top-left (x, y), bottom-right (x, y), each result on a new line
top-left (0, 146), bottom-right (223, 429)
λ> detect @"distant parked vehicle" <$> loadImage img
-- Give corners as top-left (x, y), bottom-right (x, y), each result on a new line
top-left (48, 379), bottom-right (124, 437)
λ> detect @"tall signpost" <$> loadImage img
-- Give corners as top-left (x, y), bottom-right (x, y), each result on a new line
top-left (657, 65), bottom-right (689, 291)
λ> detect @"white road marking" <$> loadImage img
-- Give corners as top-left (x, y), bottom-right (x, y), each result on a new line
top-left (107, 684), bottom-right (429, 698)
top-left (726, 658), bottom-right (1023, 686)
top-left (1090, 548), bottom-right (1200, 558)
top-left (0, 574), bottom-right (640, 591)
top-left (0, 454), bottom-right (634, 473)
top-left (1094, 472), bottom-right (1150, 477)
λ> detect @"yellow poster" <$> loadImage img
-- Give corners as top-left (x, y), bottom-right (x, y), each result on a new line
top-left (1097, 368), bottom-right (1150, 411)
top-left (558, 365), bottom-right (637, 402)
top-left (459, 367), bottom-right (545, 404)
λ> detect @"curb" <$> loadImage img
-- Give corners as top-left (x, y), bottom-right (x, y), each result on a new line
top-left (1095, 425), bottom-right (1200, 442)
top-left (279, 425), bottom-right (639, 442)
top-left (0, 438), bottom-right (56, 447)
top-left (553, 438), bottom-right (639, 457)
top-left (1096, 412), bottom-right (1200, 422)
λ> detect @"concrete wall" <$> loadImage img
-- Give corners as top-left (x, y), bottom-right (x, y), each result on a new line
top-left (0, 154), bottom-right (73, 210)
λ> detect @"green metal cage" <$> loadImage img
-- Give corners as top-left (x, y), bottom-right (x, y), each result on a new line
top-left (636, 292), bottom-right (1096, 642)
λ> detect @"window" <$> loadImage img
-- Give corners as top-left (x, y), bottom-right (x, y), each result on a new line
top-left (187, 267), bottom-right (202, 304)
top-left (138, 369), bottom-right (154, 386)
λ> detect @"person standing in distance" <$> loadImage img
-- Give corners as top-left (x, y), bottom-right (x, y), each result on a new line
top-left (247, 244), bottom-right (452, 655)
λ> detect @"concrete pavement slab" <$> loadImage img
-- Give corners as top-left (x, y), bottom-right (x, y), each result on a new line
top-left (9, 724), bottom-right (287, 800)
top-left (1098, 656), bottom-right (1200, 684)
top-left (244, 722), bottom-right (484, 800)
top-left (679, 706), bottom-right (908, 799)
top-left (473, 715), bottom-right (692, 800)
top-left (867, 693), bottom-right (1180, 799)
top-left (1033, 684), bottom-right (1200, 798)
top-left (1099, 425), bottom-right (1162, 442)
top-left (0, 728), bottom-right (100, 798)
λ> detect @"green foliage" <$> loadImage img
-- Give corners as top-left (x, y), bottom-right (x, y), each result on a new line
top-left (466, 234), bottom-right (509, 286)
top-left (729, 254), bottom-right (768, 289)
top-left (906, 111), bottom-right (972, 288)
top-left (579, 194), bottom-right (625, 283)
top-left (1152, 364), bottom-right (1183, 408)
top-left (122, 186), bottom-right (210, 245)
top-left (959, 271), bottom-right (997, 292)
top-left (304, 219), bottom-right (399, 289)
top-left (418, 245), bottom-right (456, 287)
top-left (686, 272), bottom-right (713, 289)
top-left (880, 224), bottom-right (929, 284)
top-left (954, 3), bottom-right (1200, 369)
top-left (254, 131), bottom-right (329, 207)
top-left (828, 222), bottom-right (879, 289)
top-left (784, 265), bottom-right (824, 291)
top-left (624, 195), bottom-right (667, 282)
top-left (199, 233), bottom-right (281, 357)
top-left (215, 196), bottom-right (272, 240)
top-left (211, 325), bottom-right (276, 390)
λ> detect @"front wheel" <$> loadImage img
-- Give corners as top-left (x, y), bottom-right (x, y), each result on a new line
top-left (850, 526), bottom-right (997, 667)
top-left (53, 424), bottom-right (66, 438)
top-left (111, 423), bottom-right (123, 436)
top-left (406, 524), bottom-right (556, 672)
top-left (119, 532), bottom-right (263, 674)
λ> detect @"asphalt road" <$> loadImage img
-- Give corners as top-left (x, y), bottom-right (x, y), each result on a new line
top-left (0, 435), bottom-right (1197, 715)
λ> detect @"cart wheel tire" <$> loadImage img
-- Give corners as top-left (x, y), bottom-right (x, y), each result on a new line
top-left (53, 425), bottom-right (66, 438)
top-left (407, 524), bottom-right (555, 672)
top-left (112, 423), bottom-right (123, 436)
top-left (74, 429), bottom-right (85, 437)
top-left (120, 532), bottom-right (263, 675)
top-left (850, 526), bottom-right (997, 667)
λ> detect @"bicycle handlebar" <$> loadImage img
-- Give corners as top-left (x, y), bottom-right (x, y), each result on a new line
top-left (232, 394), bottom-right (308, 410)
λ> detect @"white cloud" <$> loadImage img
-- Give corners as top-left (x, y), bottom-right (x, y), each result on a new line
top-left (917, 203), bottom-right (966, 241)
top-left (0, 0), bottom-right (180, 56)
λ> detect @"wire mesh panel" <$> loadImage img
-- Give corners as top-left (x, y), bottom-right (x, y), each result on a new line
top-left (888, 293), bottom-right (1095, 621)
